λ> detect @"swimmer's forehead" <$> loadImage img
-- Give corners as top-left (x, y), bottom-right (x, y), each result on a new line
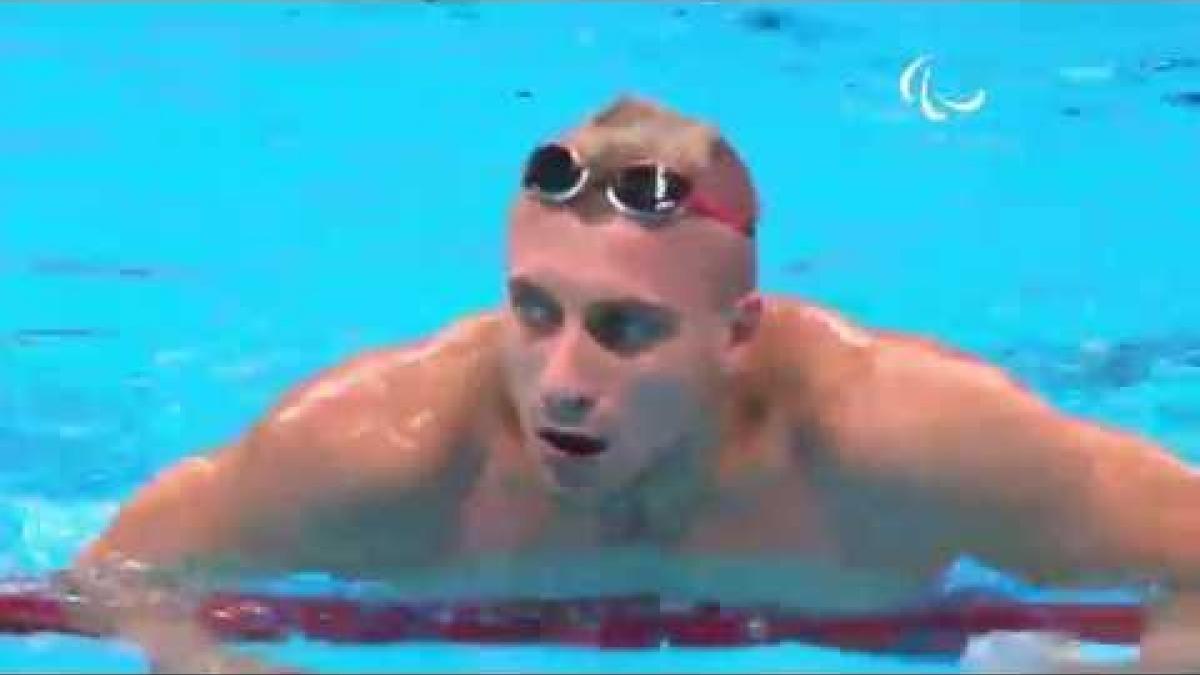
top-left (561, 119), bottom-right (719, 174)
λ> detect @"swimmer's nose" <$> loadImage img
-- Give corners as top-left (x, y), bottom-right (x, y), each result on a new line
top-left (539, 324), bottom-right (601, 426)
top-left (541, 390), bottom-right (595, 427)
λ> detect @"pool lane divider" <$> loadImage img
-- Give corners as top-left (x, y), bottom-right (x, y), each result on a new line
top-left (0, 586), bottom-right (1145, 655)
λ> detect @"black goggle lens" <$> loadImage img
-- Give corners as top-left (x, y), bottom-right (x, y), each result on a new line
top-left (610, 164), bottom-right (692, 219)
top-left (522, 145), bottom-right (585, 198)
top-left (522, 145), bottom-right (694, 221)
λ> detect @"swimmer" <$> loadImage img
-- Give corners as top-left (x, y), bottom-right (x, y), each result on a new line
top-left (64, 96), bottom-right (1200, 673)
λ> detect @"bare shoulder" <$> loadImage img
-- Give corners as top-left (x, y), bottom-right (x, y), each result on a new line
top-left (765, 299), bottom-right (1200, 586)
top-left (75, 313), bottom-right (507, 575)
top-left (230, 311), bottom-right (506, 494)
top-left (760, 296), bottom-right (875, 350)
top-left (761, 297), bottom-right (1049, 457)
top-left (763, 295), bottom-right (1020, 385)
top-left (850, 327), bottom-right (1048, 443)
top-left (755, 297), bottom-right (875, 396)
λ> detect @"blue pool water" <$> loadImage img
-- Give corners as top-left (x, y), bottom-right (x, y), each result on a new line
top-left (2, 1), bottom-right (1199, 671)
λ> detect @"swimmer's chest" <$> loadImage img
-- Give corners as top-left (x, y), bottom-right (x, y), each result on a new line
top-left (311, 431), bottom-right (945, 610)
top-left (377, 546), bottom-right (926, 612)
top-left (297, 468), bottom-right (941, 612)
top-left (433, 451), bottom-right (936, 611)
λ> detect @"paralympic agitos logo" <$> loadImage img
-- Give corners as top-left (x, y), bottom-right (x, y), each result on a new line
top-left (899, 54), bottom-right (987, 122)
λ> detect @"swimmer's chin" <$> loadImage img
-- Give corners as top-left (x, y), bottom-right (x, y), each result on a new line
top-left (538, 454), bottom-right (607, 495)
top-left (532, 447), bottom-right (614, 500)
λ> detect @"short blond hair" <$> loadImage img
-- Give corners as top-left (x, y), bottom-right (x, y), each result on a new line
top-left (568, 95), bottom-right (759, 234)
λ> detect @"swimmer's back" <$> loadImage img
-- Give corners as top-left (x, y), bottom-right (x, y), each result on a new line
top-left (76, 312), bottom-right (506, 577)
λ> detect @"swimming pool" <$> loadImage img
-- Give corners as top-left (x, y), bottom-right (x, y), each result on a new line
top-left (2, 1), bottom-right (1198, 671)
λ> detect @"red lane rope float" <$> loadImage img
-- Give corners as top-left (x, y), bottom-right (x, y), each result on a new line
top-left (0, 590), bottom-right (1145, 656)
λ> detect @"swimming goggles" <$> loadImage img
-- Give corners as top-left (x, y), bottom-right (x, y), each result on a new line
top-left (520, 143), bottom-right (751, 236)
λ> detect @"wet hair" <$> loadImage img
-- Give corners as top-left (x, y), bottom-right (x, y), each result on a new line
top-left (575, 95), bottom-right (759, 235)
top-left (510, 95), bottom-right (761, 303)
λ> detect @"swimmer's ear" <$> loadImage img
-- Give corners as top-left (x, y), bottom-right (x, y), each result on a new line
top-left (728, 293), bottom-right (763, 347)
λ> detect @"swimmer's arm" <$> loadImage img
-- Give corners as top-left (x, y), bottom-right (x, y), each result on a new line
top-left (64, 316), bottom-right (500, 671)
top-left (852, 349), bottom-right (1200, 668)
top-left (63, 414), bottom-right (447, 672)
top-left (967, 410), bottom-right (1200, 671)
top-left (61, 446), bottom-right (302, 673)
top-left (70, 449), bottom-right (250, 576)
top-left (64, 327), bottom-right (498, 671)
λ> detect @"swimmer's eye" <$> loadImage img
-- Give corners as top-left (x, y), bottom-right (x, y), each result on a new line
top-left (509, 281), bottom-right (562, 334)
top-left (586, 303), bottom-right (677, 355)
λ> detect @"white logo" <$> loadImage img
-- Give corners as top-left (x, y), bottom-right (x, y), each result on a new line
top-left (899, 54), bottom-right (987, 122)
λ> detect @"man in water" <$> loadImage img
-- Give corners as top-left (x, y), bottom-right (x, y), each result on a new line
top-left (67, 96), bottom-right (1200, 672)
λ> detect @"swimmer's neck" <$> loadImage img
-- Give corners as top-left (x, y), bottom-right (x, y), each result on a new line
top-left (545, 439), bottom-right (713, 546)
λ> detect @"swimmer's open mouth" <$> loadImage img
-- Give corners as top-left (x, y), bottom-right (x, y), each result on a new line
top-left (538, 429), bottom-right (608, 457)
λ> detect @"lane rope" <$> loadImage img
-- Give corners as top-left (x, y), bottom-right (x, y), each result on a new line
top-left (0, 587), bottom-right (1144, 654)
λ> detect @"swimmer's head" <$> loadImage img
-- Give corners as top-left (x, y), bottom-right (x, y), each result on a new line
top-left (500, 95), bottom-right (762, 500)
